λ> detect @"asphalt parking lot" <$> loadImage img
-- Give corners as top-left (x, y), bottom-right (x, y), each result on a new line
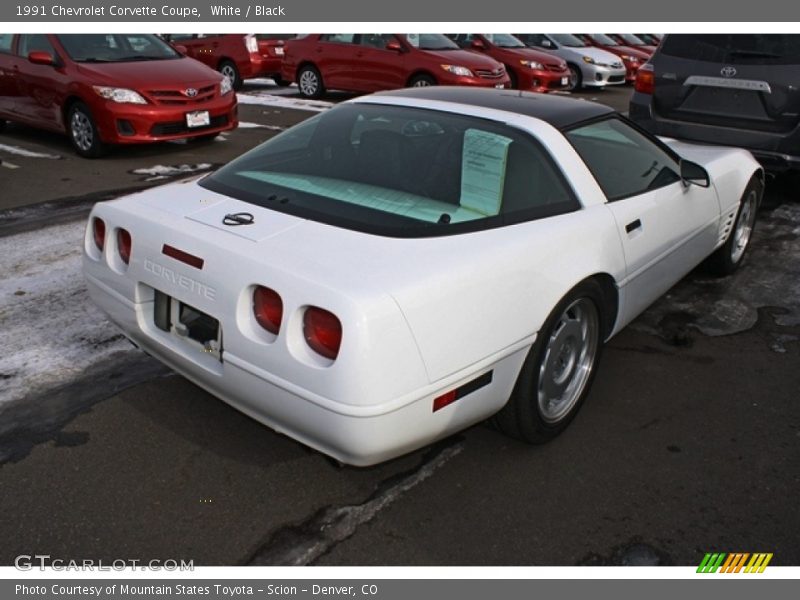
top-left (1, 81), bottom-right (798, 567)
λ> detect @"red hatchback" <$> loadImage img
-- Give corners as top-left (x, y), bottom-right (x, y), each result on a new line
top-left (163, 34), bottom-right (293, 89)
top-left (575, 34), bottom-right (651, 82)
top-left (446, 34), bottom-right (569, 92)
top-left (281, 34), bottom-right (510, 98)
top-left (0, 34), bottom-right (237, 157)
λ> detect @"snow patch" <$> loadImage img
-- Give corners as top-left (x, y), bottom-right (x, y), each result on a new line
top-left (0, 220), bottom-right (139, 408)
top-left (0, 143), bottom-right (61, 159)
top-left (131, 163), bottom-right (213, 182)
top-left (236, 92), bottom-right (333, 113)
top-left (237, 121), bottom-right (285, 131)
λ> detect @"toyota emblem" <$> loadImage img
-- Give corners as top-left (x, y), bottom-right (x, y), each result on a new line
top-left (184, 87), bottom-right (199, 97)
top-left (720, 66), bottom-right (737, 78)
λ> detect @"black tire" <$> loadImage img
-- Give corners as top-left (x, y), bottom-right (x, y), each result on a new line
top-left (272, 75), bottom-right (291, 87)
top-left (705, 176), bottom-right (763, 276)
top-left (566, 64), bottom-right (583, 91)
top-left (493, 280), bottom-right (606, 443)
top-left (219, 59), bottom-right (243, 90)
top-left (67, 101), bottom-right (109, 158)
top-left (297, 65), bottom-right (325, 99)
top-left (408, 74), bottom-right (437, 88)
top-left (505, 65), bottom-right (519, 89)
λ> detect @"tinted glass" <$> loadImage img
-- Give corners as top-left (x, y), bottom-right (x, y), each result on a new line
top-left (18, 34), bottom-right (56, 57)
top-left (57, 34), bottom-right (180, 62)
top-left (591, 34), bottom-right (619, 46)
top-left (405, 34), bottom-right (459, 50)
top-left (660, 34), bottom-right (800, 65)
top-left (485, 34), bottom-right (525, 48)
top-left (319, 34), bottom-right (355, 44)
top-left (552, 34), bottom-right (587, 47)
top-left (202, 104), bottom-right (579, 237)
top-left (566, 118), bottom-right (680, 201)
top-left (0, 34), bottom-right (14, 54)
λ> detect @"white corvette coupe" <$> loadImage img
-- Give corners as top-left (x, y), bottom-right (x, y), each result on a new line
top-left (83, 88), bottom-right (762, 465)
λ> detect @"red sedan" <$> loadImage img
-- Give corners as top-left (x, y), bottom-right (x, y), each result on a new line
top-left (163, 34), bottom-right (294, 89)
top-left (0, 34), bottom-right (237, 157)
top-left (575, 34), bottom-right (651, 82)
top-left (281, 34), bottom-right (510, 98)
top-left (446, 34), bottom-right (569, 92)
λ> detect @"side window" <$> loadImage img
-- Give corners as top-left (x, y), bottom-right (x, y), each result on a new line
top-left (566, 117), bottom-right (681, 201)
top-left (18, 34), bottom-right (56, 58)
top-left (319, 34), bottom-right (356, 44)
top-left (0, 34), bottom-right (13, 54)
top-left (358, 34), bottom-right (395, 49)
top-left (449, 35), bottom-right (474, 48)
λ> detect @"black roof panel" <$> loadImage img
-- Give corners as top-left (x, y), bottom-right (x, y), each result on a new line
top-left (365, 87), bottom-right (614, 129)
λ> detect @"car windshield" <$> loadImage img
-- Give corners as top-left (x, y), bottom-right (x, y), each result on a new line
top-left (404, 34), bottom-right (459, 50)
top-left (57, 34), bottom-right (180, 62)
top-left (617, 34), bottom-right (646, 45)
top-left (660, 34), bottom-right (800, 65)
top-left (552, 34), bottom-right (586, 47)
top-left (591, 34), bottom-right (619, 46)
top-left (484, 34), bottom-right (525, 48)
top-left (201, 103), bottom-right (579, 237)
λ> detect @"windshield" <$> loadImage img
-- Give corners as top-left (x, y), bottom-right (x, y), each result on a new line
top-left (484, 34), bottom-right (525, 48)
top-left (201, 103), bottom-right (578, 237)
top-left (57, 34), bottom-right (180, 62)
top-left (552, 34), bottom-right (586, 47)
top-left (404, 34), bottom-right (459, 50)
top-left (591, 34), bottom-right (619, 46)
top-left (660, 34), bottom-right (800, 65)
top-left (617, 34), bottom-right (646, 45)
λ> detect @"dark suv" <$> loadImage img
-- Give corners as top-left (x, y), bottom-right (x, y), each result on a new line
top-left (630, 34), bottom-right (800, 171)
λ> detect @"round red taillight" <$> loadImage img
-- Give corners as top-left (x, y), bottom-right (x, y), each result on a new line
top-left (303, 307), bottom-right (342, 360)
top-left (92, 218), bottom-right (105, 251)
top-left (117, 228), bottom-right (132, 265)
top-left (253, 286), bottom-right (283, 335)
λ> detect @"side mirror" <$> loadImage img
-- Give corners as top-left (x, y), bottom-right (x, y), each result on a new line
top-left (541, 39), bottom-right (552, 47)
top-left (385, 41), bottom-right (402, 52)
top-left (28, 51), bottom-right (55, 66)
top-left (470, 39), bottom-right (485, 51)
top-left (174, 44), bottom-right (188, 55)
top-left (680, 160), bottom-right (710, 188)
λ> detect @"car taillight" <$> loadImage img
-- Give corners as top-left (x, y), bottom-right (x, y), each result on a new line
top-left (245, 35), bottom-right (258, 53)
top-left (253, 286), bottom-right (283, 335)
top-left (117, 228), bottom-right (132, 264)
top-left (92, 218), bottom-right (105, 251)
top-left (635, 63), bottom-right (654, 94)
top-left (303, 307), bottom-right (342, 360)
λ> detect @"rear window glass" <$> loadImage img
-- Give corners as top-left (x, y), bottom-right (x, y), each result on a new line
top-left (660, 34), bottom-right (800, 65)
top-left (201, 104), bottom-right (579, 237)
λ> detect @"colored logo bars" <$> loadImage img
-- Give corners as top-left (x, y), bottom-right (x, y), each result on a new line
top-left (697, 553), bottom-right (773, 573)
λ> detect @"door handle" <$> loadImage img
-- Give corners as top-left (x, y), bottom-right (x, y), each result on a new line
top-left (625, 219), bottom-right (642, 234)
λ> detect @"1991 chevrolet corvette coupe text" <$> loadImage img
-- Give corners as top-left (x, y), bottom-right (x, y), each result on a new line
top-left (83, 88), bottom-right (763, 465)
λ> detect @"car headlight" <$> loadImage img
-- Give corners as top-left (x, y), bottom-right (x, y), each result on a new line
top-left (220, 76), bottom-right (233, 96)
top-left (441, 64), bottom-right (474, 77)
top-left (582, 55), bottom-right (597, 65)
top-left (92, 86), bottom-right (147, 104)
top-left (519, 60), bottom-right (544, 70)
top-left (621, 54), bottom-right (639, 62)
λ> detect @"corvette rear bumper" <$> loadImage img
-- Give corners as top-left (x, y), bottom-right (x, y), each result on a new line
top-left (85, 272), bottom-right (530, 466)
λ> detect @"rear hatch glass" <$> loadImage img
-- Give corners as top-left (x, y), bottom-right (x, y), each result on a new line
top-left (653, 34), bottom-right (800, 133)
